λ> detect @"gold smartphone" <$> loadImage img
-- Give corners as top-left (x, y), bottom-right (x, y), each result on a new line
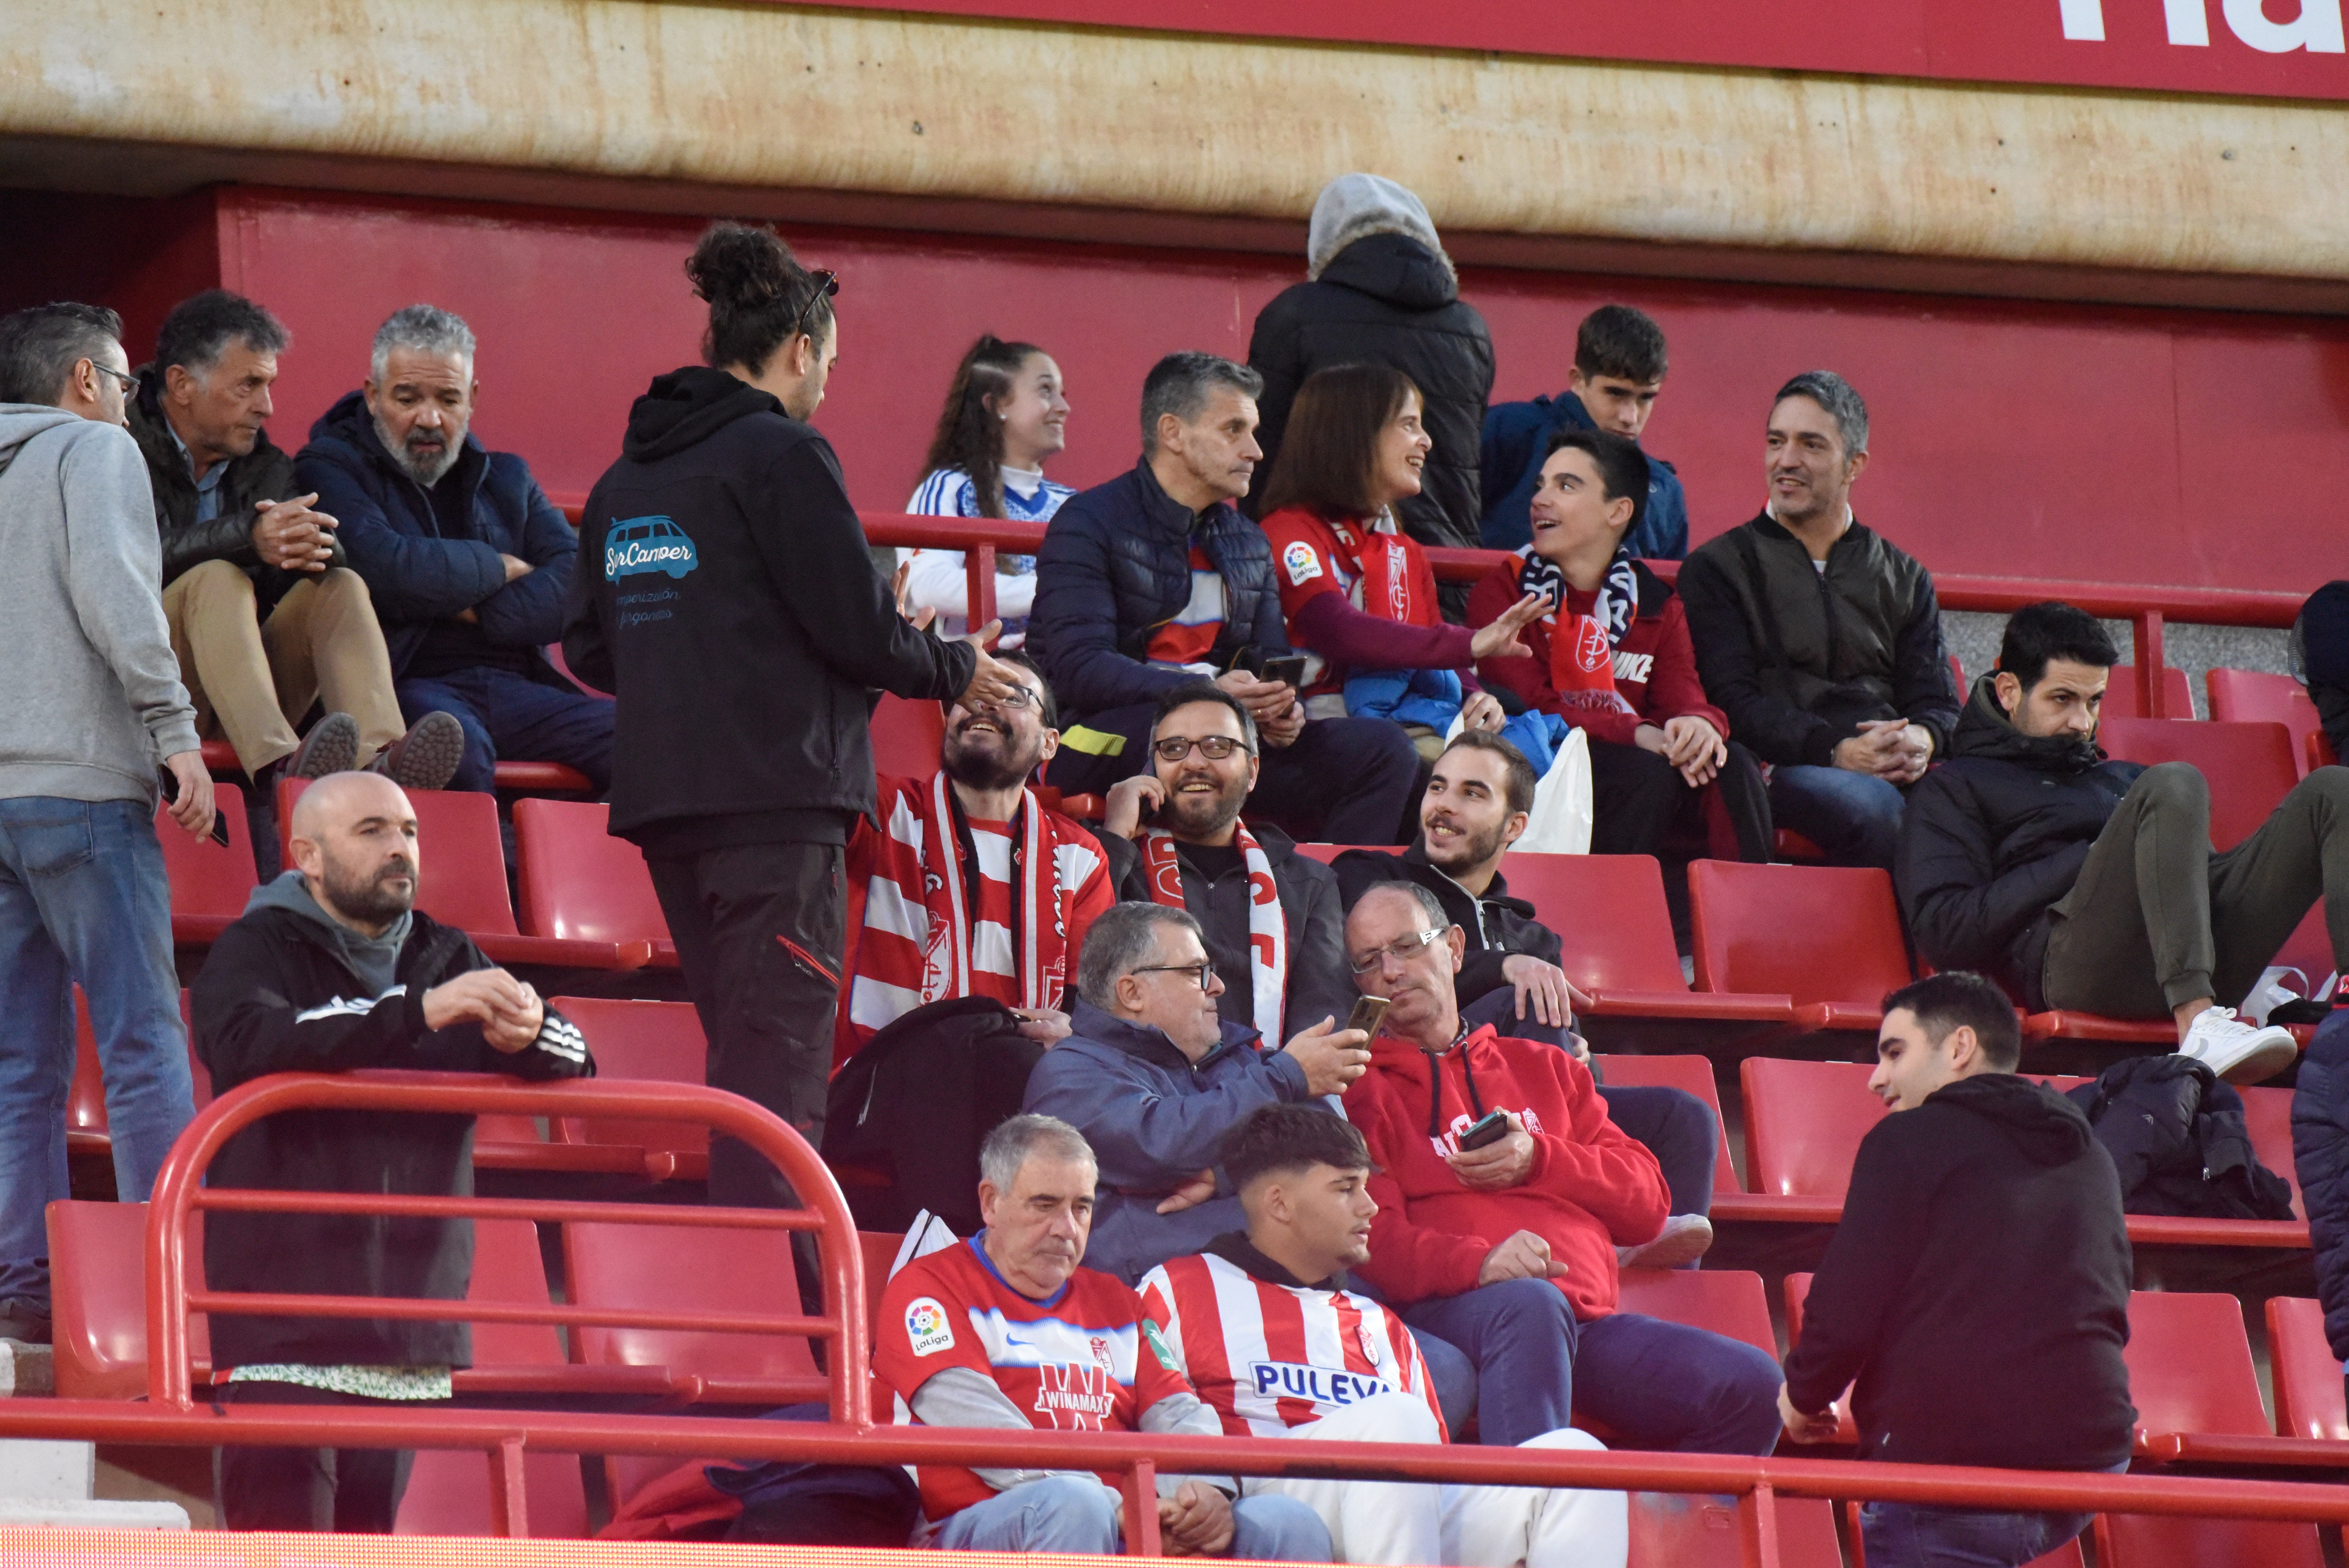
top-left (1344, 994), bottom-right (1391, 1039)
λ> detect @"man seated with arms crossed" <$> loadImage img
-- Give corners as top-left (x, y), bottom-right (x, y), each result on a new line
top-left (1779, 973), bottom-right (2133, 1568)
top-left (1345, 881), bottom-right (1784, 1455)
top-left (1097, 682), bottom-right (1353, 1045)
top-left (1141, 1105), bottom-right (1627, 1568)
top-left (1900, 600), bottom-right (2340, 1083)
top-left (839, 652), bottom-right (1113, 1055)
top-left (873, 1114), bottom-right (1330, 1560)
top-left (1030, 351), bottom-right (1420, 846)
top-left (1336, 731), bottom-right (1718, 1269)
top-left (192, 771), bottom-right (593, 1531)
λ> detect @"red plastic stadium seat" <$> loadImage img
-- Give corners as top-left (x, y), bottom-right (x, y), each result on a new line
top-left (1615, 1267), bottom-right (1776, 1356)
top-left (203, 736), bottom-right (591, 795)
top-left (1286, 842), bottom-right (1359, 866)
top-left (2265, 1297), bottom-right (2348, 1442)
top-left (2239, 1085), bottom-right (2301, 1218)
top-left (1780, 1273), bottom-right (1857, 1445)
top-left (2314, 731), bottom-right (2340, 773)
top-left (547, 998), bottom-right (709, 1181)
top-left (157, 782), bottom-right (256, 945)
top-left (1739, 1059), bottom-right (1884, 1202)
top-left (2093, 719), bottom-right (2297, 852)
top-left (276, 779), bottom-right (648, 970)
top-left (513, 798), bottom-right (677, 966)
top-left (2100, 663), bottom-right (2193, 720)
top-left (1688, 861), bottom-right (1911, 1030)
top-left (48, 1201), bottom-right (209, 1400)
top-left (872, 694), bottom-right (945, 781)
top-left (1593, 1054), bottom-right (1739, 1191)
top-left (561, 1221), bottom-right (822, 1406)
top-left (396, 1448), bottom-right (588, 1538)
top-left (2206, 669), bottom-right (2324, 777)
top-left (1502, 854), bottom-right (1794, 1027)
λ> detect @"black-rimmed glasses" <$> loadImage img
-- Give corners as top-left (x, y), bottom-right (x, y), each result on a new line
top-left (1132, 960), bottom-right (1217, 992)
top-left (1152, 736), bottom-right (1248, 763)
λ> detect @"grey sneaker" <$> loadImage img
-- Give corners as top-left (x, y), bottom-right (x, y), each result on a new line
top-left (2178, 1005), bottom-right (2297, 1086)
top-left (282, 711), bottom-right (360, 780)
top-left (367, 711), bottom-right (465, 792)
top-left (1616, 1213), bottom-right (1715, 1271)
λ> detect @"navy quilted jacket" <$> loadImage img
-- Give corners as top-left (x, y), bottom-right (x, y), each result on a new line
top-left (2292, 1010), bottom-right (2349, 1359)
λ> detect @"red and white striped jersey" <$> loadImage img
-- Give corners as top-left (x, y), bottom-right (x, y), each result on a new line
top-left (1137, 1250), bottom-right (1446, 1440)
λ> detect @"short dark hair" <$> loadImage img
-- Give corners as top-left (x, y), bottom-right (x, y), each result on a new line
top-left (1220, 1105), bottom-right (1370, 1190)
top-left (1773, 370), bottom-right (1870, 456)
top-left (0, 303), bottom-right (121, 405)
top-left (1543, 426), bottom-right (1649, 540)
top-left (685, 221), bottom-right (835, 378)
top-left (154, 290), bottom-right (288, 377)
top-left (1575, 305), bottom-right (1668, 384)
top-left (1256, 362), bottom-right (1418, 519)
top-left (1151, 680), bottom-right (1256, 755)
top-left (1998, 602), bottom-right (2120, 693)
top-left (1883, 971), bottom-right (2021, 1072)
top-left (1437, 729), bottom-right (1537, 819)
top-left (996, 650), bottom-right (1059, 732)
top-left (1139, 353), bottom-right (1263, 453)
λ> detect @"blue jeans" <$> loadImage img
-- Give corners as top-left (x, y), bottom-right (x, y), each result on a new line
top-left (933, 1473), bottom-right (1330, 1559)
top-left (396, 667), bottom-right (614, 795)
top-left (1859, 1495), bottom-right (2100, 1567)
top-left (0, 797), bottom-right (195, 1314)
top-left (1406, 1283), bottom-right (1784, 1453)
top-left (1768, 763), bottom-right (1907, 870)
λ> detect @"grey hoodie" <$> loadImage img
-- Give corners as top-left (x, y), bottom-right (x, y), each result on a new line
top-left (245, 871), bottom-right (413, 996)
top-left (0, 405), bottom-right (199, 804)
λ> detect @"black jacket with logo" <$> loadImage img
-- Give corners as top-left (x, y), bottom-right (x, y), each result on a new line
top-left (191, 903), bottom-right (592, 1369)
top-left (562, 367), bottom-right (975, 851)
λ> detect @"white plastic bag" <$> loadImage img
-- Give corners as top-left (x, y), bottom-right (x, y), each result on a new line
top-left (1516, 727), bottom-right (1593, 855)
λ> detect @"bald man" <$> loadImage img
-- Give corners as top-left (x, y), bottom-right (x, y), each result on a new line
top-left (190, 769), bottom-right (593, 1534)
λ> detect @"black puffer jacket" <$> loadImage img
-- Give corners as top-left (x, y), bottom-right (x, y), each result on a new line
top-left (1028, 459), bottom-right (1289, 723)
top-left (2292, 1010), bottom-right (2349, 1360)
top-left (126, 379), bottom-right (341, 607)
top-left (1246, 233), bottom-right (1495, 553)
top-left (1896, 679), bottom-right (2144, 1009)
top-left (2069, 1055), bottom-right (2294, 1220)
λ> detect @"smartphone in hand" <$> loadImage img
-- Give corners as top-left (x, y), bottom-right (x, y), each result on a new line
top-left (1344, 993), bottom-right (1391, 1039)
top-left (1457, 1109), bottom-right (1512, 1150)
top-left (158, 765), bottom-right (231, 848)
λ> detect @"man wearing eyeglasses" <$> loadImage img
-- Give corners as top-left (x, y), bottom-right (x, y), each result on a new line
top-left (1343, 881), bottom-right (1786, 1457)
top-left (1024, 900), bottom-right (1369, 1287)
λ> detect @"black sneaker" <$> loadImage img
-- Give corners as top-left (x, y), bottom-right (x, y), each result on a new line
top-left (367, 711), bottom-right (465, 791)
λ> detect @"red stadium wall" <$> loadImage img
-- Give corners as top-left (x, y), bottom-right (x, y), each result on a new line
top-left (11, 185), bottom-right (2347, 593)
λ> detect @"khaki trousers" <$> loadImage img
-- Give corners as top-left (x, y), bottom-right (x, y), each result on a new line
top-left (160, 561), bottom-right (406, 780)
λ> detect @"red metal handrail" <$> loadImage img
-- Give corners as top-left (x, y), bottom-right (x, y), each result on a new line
top-left (142, 1069), bottom-right (869, 1423)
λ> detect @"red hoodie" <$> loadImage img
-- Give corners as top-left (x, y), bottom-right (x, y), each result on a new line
top-left (1349, 1024), bottom-right (1668, 1320)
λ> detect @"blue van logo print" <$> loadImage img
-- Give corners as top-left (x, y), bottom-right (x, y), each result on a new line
top-left (604, 516), bottom-right (699, 581)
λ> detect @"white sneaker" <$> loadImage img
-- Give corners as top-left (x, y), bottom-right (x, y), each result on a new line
top-left (1616, 1213), bottom-right (1715, 1271)
top-left (2177, 1006), bottom-right (2297, 1085)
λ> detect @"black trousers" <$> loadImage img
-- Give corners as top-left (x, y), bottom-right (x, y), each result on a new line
top-left (214, 1382), bottom-right (434, 1532)
top-left (1586, 738), bottom-right (1688, 857)
top-left (646, 839), bottom-right (845, 1210)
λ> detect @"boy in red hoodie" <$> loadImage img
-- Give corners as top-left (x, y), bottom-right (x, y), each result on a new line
top-left (1342, 881), bottom-right (1784, 1455)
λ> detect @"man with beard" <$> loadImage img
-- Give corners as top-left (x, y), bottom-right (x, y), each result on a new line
top-left (1097, 683), bottom-right (1353, 1043)
top-left (191, 770), bottom-right (592, 1531)
top-left (1333, 731), bottom-right (1719, 1268)
top-left (838, 653), bottom-right (1115, 1055)
top-left (297, 305), bottom-right (614, 796)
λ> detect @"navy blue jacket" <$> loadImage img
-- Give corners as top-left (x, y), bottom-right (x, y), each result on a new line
top-left (1028, 460), bottom-right (1289, 723)
top-left (296, 391), bottom-right (579, 681)
top-left (1023, 998), bottom-right (1326, 1284)
top-left (2293, 1010), bottom-right (2349, 1360)
top-left (1478, 390), bottom-right (1688, 560)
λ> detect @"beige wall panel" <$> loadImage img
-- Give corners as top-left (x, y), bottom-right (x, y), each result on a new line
top-left (4, 0), bottom-right (2340, 279)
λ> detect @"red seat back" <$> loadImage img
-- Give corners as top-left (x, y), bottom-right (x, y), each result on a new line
top-left (2093, 719), bottom-right (2297, 852)
top-left (2236, 1085), bottom-right (2301, 1218)
top-left (2101, 663), bottom-right (2194, 720)
top-left (1627, 1494), bottom-right (1842, 1568)
top-left (157, 781), bottom-right (256, 918)
top-left (1287, 843), bottom-right (1362, 867)
top-left (2206, 668), bottom-right (2323, 777)
top-left (561, 1222), bottom-right (817, 1392)
top-left (1688, 861), bottom-right (1910, 1009)
top-left (2095, 1515), bottom-right (2323, 1568)
top-left (872, 694), bottom-right (946, 781)
top-left (547, 998), bottom-right (709, 1164)
top-left (514, 798), bottom-right (669, 945)
top-left (1502, 853), bottom-right (1693, 994)
top-left (47, 1201), bottom-right (208, 1401)
top-left (277, 778), bottom-right (519, 935)
top-left (1739, 1059), bottom-right (1886, 1199)
top-left (1614, 1267), bottom-right (1776, 1356)
top-left (396, 1448), bottom-right (588, 1538)
top-left (2265, 1297), bottom-right (2348, 1441)
top-left (466, 1218), bottom-right (565, 1368)
top-left (1593, 1054), bottom-right (1738, 1191)
top-left (2123, 1290), bottom-right (2269, 1440)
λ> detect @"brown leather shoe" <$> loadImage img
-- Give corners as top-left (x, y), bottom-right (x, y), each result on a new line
top-left (367, 711), bottom-right (465, 791)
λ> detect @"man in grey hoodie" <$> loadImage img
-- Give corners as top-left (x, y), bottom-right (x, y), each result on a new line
top-left (0, 302), bottom-right (214, 1343)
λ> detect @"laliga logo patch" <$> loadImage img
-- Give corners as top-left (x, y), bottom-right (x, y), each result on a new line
top-left (905, 1297), bottom-right (956, 1357)
top-left (1574, 617), bottom-right (1612, 674)
top-left (1283, 541), bottom-right (1324, 587)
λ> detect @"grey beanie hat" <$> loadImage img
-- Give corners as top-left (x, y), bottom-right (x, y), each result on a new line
top-left (1306, 173), bottom-right (1448, 281)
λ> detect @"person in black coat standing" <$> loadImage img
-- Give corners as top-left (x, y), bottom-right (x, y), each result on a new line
top-left (563, 223), bottom-right (1021, 1212)
top-left (1779, 972), bottom-right (2134, 1568)
top-left (1246, 174), bottom-right (1494, 556)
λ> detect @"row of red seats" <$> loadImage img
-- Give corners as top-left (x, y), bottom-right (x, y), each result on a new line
top-left (195, 739), bottom-right (593, 796)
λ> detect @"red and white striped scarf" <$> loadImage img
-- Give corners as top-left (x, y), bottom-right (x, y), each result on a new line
top-left (1138, 821), bottom-right (1286, 1042)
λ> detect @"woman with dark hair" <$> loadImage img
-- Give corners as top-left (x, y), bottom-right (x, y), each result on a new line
top-left (564, 221), bottom-right (1021, 1214)
top-left (901, 336), bottom-right (1072, 643)
top-left (1257, 363), bottom-right (1543, 752)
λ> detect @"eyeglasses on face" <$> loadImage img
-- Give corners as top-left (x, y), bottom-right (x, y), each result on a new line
top-left (89, 362), bottom-right (139, 399)
top-left (1347, 926), bottom-right (1451, 975)
top-left (790, 269), bottom-right (841, 340)
top-left (1152, 736), bottom-right (1248, 763)
top-left (1132, 960), bottom-right (1217, 992)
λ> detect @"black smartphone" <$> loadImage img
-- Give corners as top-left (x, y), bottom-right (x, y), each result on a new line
top-left (1457, 1110), bottom-right (1512, 1150)
top-left (1343, 993), bottom-right (1390, 1039)
top-left (158, 766), bottom-right (231, 848)
top-left (1261, 655), bottom-right (1308, 690)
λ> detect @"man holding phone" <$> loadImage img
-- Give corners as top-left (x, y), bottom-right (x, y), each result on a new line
top-left (1342, 881), bottom-right (1785, 1455)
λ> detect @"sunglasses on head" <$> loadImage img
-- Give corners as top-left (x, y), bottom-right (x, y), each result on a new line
top-left (790, 270), bottom-right (840, 340)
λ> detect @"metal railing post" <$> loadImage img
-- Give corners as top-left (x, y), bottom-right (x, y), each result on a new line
top-left (489, 1436), bottom-right (529, 1537)
top-left (1121, 1457), bottom-right (1162, 1556)
top-left (1739, 1476), bottom-right (1782, 1568)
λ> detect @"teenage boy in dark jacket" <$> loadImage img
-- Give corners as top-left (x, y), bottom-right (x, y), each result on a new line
top-left (192, 771), bottom-right (593, 1532)
top-left (1899, 600), bottom-right (2335, 1085)
top-left (1030, 353), bottom-right (1420, 845)
top-left (298, 305), bottom-right (613, 796)
top-left (1780, 972), bottom-right (2134, 1568)
top-left (1677, 372), bottom-right (1957, 871)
